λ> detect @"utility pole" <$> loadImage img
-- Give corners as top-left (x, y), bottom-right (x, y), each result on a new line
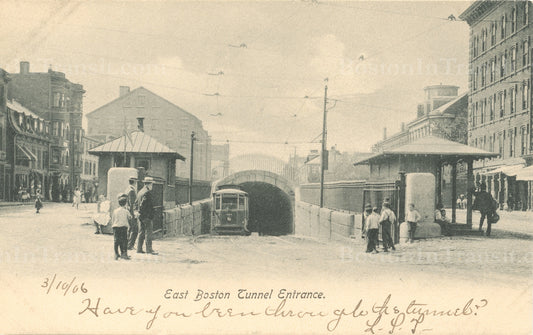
top-left (189, 131), bottom-right (196, 205)
top-left (319, 80), bottom-right (328, 208)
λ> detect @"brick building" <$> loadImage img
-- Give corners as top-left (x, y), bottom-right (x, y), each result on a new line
top-left (460, 0), bottom-right (533, 210)
top-left (86, 86), bottom-right (211, 181)
top-left (6, 100), bottom-right (52, 201)
top-left (372, 84), bottom-right (468, 152)
top-left (7, 61), bottom-right (85, 202)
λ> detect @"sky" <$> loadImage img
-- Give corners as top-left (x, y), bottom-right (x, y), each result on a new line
top-left (0, 0), bottom-right (473, 160)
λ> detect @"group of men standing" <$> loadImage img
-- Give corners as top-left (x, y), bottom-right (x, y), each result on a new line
top-left (363, 200), bottom-right (397, 253)
top-left (125, 177), bottom-right (158, 255)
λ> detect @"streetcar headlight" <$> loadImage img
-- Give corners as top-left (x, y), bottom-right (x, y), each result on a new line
top-left (227, 216), bottom-right (232, 222)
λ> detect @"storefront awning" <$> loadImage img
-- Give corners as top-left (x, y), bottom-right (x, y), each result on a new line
top-left (515, 166), bottom-right (533, 181)
top-left (484, 164), bottom-right (525, 176)
top-left (16, 144), bottom-right (37, 161)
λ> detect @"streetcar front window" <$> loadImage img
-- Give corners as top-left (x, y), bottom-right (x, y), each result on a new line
top-left (221, 195), bottom-right (238, 210)
top-left (215, 195), bottom-right (221, 210)
top-left (239, 195), bottom-right (245, 209)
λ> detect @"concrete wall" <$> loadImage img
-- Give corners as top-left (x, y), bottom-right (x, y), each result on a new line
top-left (161, 199), bottom-right (211, 238)
top-left (299, 181), bottom-right (365, 212)
top-left (295, 201), bottom-right (362, 243)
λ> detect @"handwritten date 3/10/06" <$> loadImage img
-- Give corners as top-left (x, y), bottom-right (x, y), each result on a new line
top-left (41, 274), bottom-right (88, 296)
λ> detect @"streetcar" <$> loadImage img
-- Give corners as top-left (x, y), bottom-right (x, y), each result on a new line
top-left (211, 186), bottom-right (250, 235)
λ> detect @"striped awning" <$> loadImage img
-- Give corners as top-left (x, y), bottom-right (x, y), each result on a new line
top-left (17, 144), bottom-right (37, 161)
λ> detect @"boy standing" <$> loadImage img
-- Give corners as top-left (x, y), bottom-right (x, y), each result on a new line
top-left (112, 194), bottom-right (131, 260)
top-left (406, 203), bottom-right (421, 243)
top-left (365, 206), bottom-right (380, 254)
top-left (379, 201), bottom-right (396, 252)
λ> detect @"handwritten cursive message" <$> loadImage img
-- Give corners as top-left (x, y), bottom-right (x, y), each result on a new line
top-left (41, 275), bottom-right (489, 333)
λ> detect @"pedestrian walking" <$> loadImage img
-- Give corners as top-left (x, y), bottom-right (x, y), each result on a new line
top-left (35, 189), bottom-right (43, 214)
top-left (72, 187), bottom-right (81, 209)
top-left (135, 177), bottom-right (157, 255)
top-left (112, 194), bottom-right (131, 260)
top-left (379, 201), bottom-right (396, 252)
top-left (126, 178), bottom-right (138, 250)
top-left (365, 205), bottom-right (380, 254)
top-left (473, 182), bottom-right (497, 236)
top-left (406, 203), bottom-right (421, 243)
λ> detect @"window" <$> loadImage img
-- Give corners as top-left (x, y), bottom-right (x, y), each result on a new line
top-left (525, 1), bottom-right (530, 26)
top-left (509, 128), bottom-right (515, 157)
top-left (138, 95), bottom-right (145, 106)
top-left (498, 132), bottom-right (504, 156)
top-left (501, 15), bottom-right (506, 39)
top-left (510, 85), bottom-right (517, 113)
top-left (481, 63), bottom-right (486, 87)
top-left (521, 126), bottom-right (527, 155)
top-left (511, 7), bottom-right (517, 34)
top-left (490, 58), bottom-right (495, 82)
top-left (523, 39), bottom-right (530, 66)
top-left (489, 96), bottom-right (494, 121)
top-left (511, 46), bottom-right (517, 72)
top-left (501, 50), bottom-right (507, 77)
top-left (53, 92), bottom-right (61, 107)
top-left (499, 91), bottom-right (506, 117)
top-left (480, 99), bottom-right (485, 124)
top-left (491, 22), bottom-right (497, 46)
top-left (523, 80), bottom-right (530, 109)
top-left (474, 67), bottom-right (478, 90)
top-left (482, 28), bottom-right (487, 52)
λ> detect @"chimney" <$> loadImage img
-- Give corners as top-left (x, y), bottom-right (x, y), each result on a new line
top-left (401, 122), bottom-right (405, 132)
top-left (120, 86), bottom-right (130, 97)
top-left (383, 127), bottom-right (387, 140)
top-left (20, 61), bottom-right (29, 74)
top-left (137, 117), bottom-right (144, 132)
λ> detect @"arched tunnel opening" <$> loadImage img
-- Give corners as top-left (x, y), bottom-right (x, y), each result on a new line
top-left (238, 182), bottom-right (293, 236)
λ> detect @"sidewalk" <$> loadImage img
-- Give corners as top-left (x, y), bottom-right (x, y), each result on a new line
top-left (0, 201), bottom-right (36, 207)
top-left (453, 208), bottom-right (533, 236)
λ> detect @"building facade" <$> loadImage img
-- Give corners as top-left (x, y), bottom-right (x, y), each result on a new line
top-left (460, 0), bottom-right (533, 210)
top-left (372, 85), bottom-right (468, 152)
top-left (6, 100), bottom-right (52, 201)
top-left (370, 84), bottom-right (469, 205)
top-left (85, 86), bottom-right (211, 181)
top-left (80, 135), bottom-right (101, 202)
top-left (0, 69), bottom-right (9, 201)
top-left (7, 61), bottom-right (85, 202)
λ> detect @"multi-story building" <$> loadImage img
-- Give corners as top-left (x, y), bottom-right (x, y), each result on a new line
top-left (460, 0), bottom-right (532, 210)
top-left (85, 86), bottom-right (211, 181)
top-left (372, 85), bottom-right (468, 152)
top-left (7, 61), bottom-right (85, 202)
top-left (6, 100), bottom-right (52, 201)
top-left (80, 135), bottom-right (101, 202)
top-left (0, 69), bottom-right (9, 200)
top-left (370, 84), bottom-right (469, 205)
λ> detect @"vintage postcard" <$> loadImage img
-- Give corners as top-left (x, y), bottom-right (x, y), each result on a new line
top-left (0, 0), bottom-right (532, 334)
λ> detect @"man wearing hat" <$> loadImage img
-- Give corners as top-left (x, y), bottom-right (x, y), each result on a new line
top-left (135, 177), bottom-right (157, 254)
top-left (126, 177), bottom-right (138, 250)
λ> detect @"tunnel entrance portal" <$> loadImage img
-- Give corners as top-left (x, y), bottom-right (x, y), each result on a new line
top-left (239, 182), bottom-right (292, 235)
top-left (211, 170), bottom-right (294, 235)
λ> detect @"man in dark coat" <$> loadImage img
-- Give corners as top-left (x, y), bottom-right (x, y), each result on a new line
top-left (126, 178), bottom-right (138, 250)
top-left (474, 182), bottom-right (496, 236)
top-left (135, 177), bottom-right (157, 254)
